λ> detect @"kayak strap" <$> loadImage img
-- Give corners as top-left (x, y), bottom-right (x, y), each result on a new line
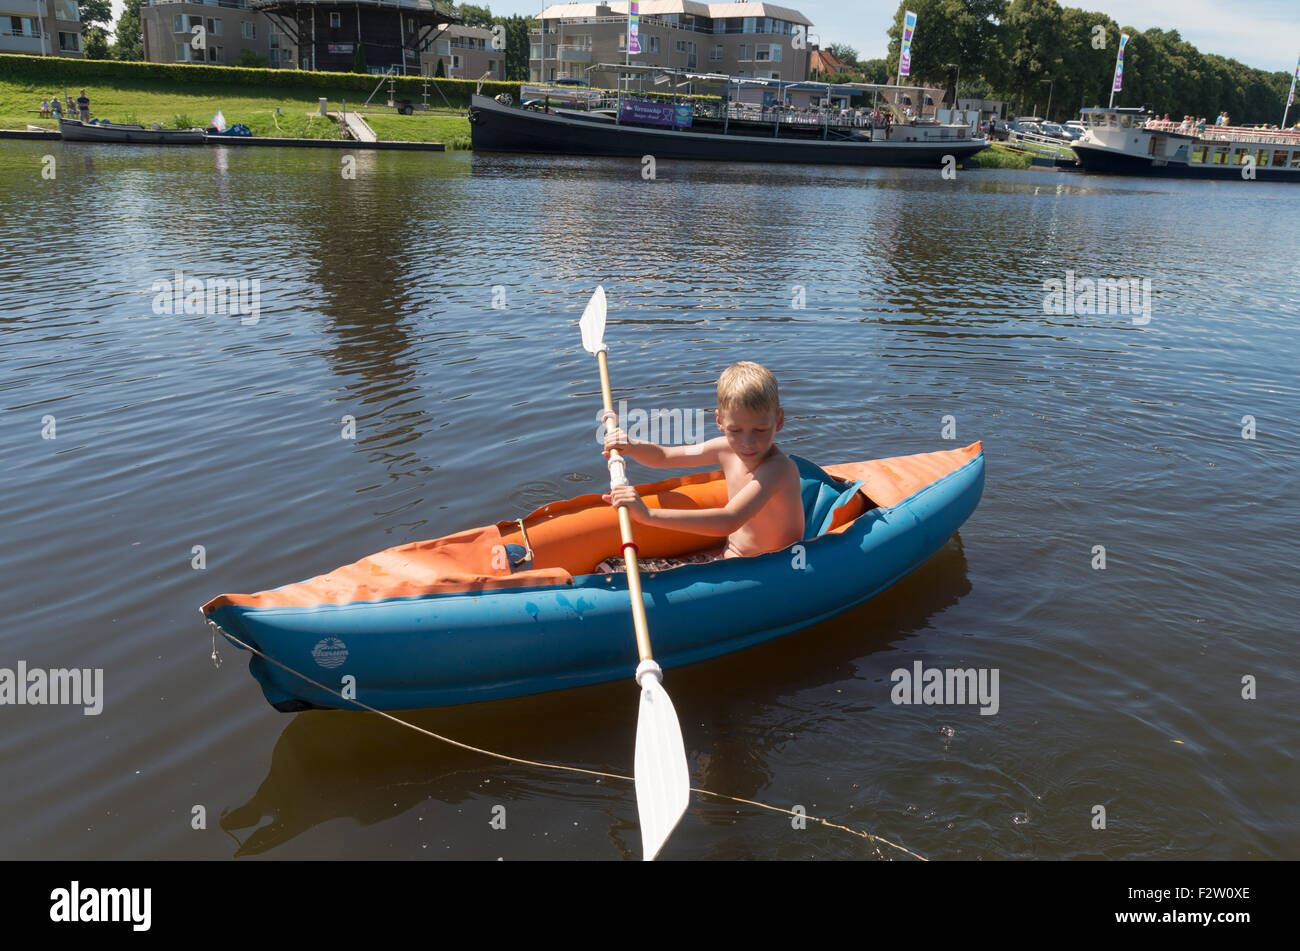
top-left (513, 518), bottom-right (534, 567)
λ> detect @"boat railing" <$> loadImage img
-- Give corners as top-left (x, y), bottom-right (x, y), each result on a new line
top-left (1142, 118), bottom-right (1300, 146)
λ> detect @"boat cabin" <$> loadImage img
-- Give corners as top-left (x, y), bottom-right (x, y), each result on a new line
top-left (1078, 105), bottom-right (1300, 172)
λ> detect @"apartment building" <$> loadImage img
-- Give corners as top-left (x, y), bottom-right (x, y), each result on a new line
top-left (420, 24), bottom-right (505, 80)
top-left (1, 0), bottom-right (84, 57)
top-left (141, 0), bottom-right (295, 66)
top-left (531, 1), bottom-right (812, 87)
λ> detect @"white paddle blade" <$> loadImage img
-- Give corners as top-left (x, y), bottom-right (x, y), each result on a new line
top-left (579, 285), bottom-right (608, 354)
top-left (634, 665), bottom-right (690, 861)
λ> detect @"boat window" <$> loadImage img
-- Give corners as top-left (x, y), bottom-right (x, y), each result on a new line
top-left (1273, 149), bottom-right (1290, 167)
top-left (1120, 115), bottom-right (1132, 128)
top-left (1233, 149), bottom-right (1249, 165)
top-left (1256, 148), bottom-right (1270, 167)
top-left (1190, 145), bottom-right (1208, 163)
top-left (1291, 151), bottom-right (1300, 168)
top-left (1108, 114), bottom-right (1118, 127)
top-left (1213, 148), bottom-right (1229, 164)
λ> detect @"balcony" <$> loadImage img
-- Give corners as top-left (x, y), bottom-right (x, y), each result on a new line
top-left (557, 45), bottom-right (590, 63)
top-left (0, 33), bottom-right (44, 54)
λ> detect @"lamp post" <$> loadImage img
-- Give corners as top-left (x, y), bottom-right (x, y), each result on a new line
top-left (1040, 77), bottom-right (1054, 121)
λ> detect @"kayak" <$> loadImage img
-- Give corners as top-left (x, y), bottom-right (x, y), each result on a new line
top-left (202, 442), bottom-right (984, 712)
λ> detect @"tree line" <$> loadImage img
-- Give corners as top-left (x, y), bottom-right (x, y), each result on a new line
top-left (870, 0), bottom-right (1294, 125)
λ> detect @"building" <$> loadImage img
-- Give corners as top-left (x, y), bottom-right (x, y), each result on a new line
top-left (807, 45), bottom-right (848, 79)
top-left (1, 0), bottom-right (84, 57)
top-left (141, 0), bottom-right (295, 67)
top-left (420, 24), bottom-right (505, 80)
top-left (530, 1), bottom-right (812, 87)
top-left (253, 0), bottom-right (454, 73)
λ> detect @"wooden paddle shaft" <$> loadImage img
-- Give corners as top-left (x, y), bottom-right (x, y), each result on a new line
top-left (595, 349), bottom-right (655, 664)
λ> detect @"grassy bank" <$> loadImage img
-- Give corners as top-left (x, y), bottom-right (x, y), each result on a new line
top-left (971, 144), bottom-right (1035, 169)
top-left (0, 54), bottom-right (497, 146)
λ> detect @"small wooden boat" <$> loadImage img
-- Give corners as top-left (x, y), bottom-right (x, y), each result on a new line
top-left (203, 443), bottom-right (984, 712)
top-left (58, 118), bottom-right (204, 145)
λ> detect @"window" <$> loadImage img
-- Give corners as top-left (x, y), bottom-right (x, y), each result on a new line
top-left (451, 54), bottom-right (462, 70)
top-left (676, 40), bottom-right (686, 52)
top-left (743, 17), bottom-right (755, 33)
top-left (54, 0), bottom-right (78, 21)
top-left (204, 17), bottom-right (221, 37)
top-left (618, 33), bottom-right (624, 50)
top-left (710, 44), bottom-right (722, 60)
top-left (58, 30), bottom-right (79, 50)
top-left (1232, 148), bottom-right (1248, 165)
top-left (208, 45), bottom-right (222, 62)
top-left (241, 22), bottom-right (255, 40)
top-left (175, 42), bottom-right (188, 61)
top-left (530, 43), bottom-right (541, 58)
top-left (1291, 151), bottom-right (1300, 169)
top-left (771, 44), bottom-right (780, 62)
top-left (1190, 145), bottom-right (1208, 163)
top-left (738, 44), bottom-right (751, 61)
top-left (1273, 149), bottom-right (1290, 167)
top-left (1212, 147), bottom-right (1229, 164)
top-left (648, 36), bottom-right (659, 53)
top-left (329, 12), bottom-right (340, 28)
top-left (1120, 115), bottom-right (1131, 128)
top-left (767, 71), bottom-right (780, 80)
top-left (173, 14), bottom-right (183, 32)
top-left (488, 59), bottom-right (496, 75)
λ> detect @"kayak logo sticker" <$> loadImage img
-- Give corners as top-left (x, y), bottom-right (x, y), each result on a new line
top-left (890, 661), bottom-right (999, 715)
top-left (312, 637), bottom-right (349, 669)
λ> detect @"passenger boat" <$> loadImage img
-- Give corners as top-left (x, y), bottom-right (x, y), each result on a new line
top-left (469, 67), bottom-right (984, 168)
top-left (201, 442), bottom-right (984, 712)
top-left (1072, 106), bottom-right (1300, 180)
top-left (58, 118), bottom-right (205, 145)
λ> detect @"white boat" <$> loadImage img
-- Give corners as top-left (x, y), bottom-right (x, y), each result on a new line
top-left (1071, 106), bottom-right (1300, 181)
top-left (58, 118), bottom-right (205, 145)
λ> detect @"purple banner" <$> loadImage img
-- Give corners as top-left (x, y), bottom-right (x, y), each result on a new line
top-left (1113, 34), bottom-right (1129, 93)
top-left (619, 100), bottom-right (694, 128)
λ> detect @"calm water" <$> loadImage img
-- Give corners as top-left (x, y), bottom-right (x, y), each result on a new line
top-left (0, 142), bottom-right (1296, 860)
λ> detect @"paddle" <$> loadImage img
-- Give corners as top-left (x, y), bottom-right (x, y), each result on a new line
top-left (579, 285), bottom-right (690, 861)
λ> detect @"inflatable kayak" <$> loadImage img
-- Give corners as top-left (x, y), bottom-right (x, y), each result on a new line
top-left (202, 442), bottom-right (984, 712)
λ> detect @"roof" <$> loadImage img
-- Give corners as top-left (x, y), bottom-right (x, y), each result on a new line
top-left (808, 48), bottom-right (848, 74)
top-left (539, 1), bottom-right (813, 27)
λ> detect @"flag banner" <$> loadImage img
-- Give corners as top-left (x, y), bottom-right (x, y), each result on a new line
top-left (211, 109), bottom-right (227, 132)
top-left (1112, 34), bottom-right (1129, 93)
top-left (1288, 53), bottom-right (1299, 107)
top-left (898, 10), bottom-right (917, 78)
top-left (629, 1), bottom-right (641, 54)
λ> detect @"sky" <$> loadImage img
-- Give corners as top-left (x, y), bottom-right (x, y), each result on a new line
top-left (106, 0), bottom-right (1299, 74)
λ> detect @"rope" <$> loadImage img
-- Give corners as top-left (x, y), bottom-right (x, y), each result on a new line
top-left (206, 620), bottom-right (926, 861)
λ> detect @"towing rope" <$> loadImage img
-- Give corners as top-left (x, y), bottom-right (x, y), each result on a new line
top-left (207, 620), bottom-right (926, 861)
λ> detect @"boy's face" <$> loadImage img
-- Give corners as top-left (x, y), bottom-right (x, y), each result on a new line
top-left (716, 404), bottom-right (783, 467)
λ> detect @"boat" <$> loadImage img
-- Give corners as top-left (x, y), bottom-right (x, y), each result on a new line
top-left (1072, 106), bottom-right (1300, 180)
top-left (469, 67), bottom-right (985, 168)
top-left (57, 118), bottom-right (205, 145)
top-left (201, 442), bottom-right (985, 712)
top-left (205, 123), bottom-right (253, 139)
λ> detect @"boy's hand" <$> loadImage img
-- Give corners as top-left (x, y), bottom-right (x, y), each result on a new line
top-left (603, 485), bottom-right (650, 522)
top-left (602, 427), bottom-right (631, 459)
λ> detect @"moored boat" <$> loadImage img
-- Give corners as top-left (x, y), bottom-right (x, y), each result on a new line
top-left (469, 67), bottom-right (984, 168)
top-left (58, 118), bottom-right (205, 145)
top-left (202, 442), bottom-right (984, 712)
top-left (1072, 106), bottom-right (1300, 180)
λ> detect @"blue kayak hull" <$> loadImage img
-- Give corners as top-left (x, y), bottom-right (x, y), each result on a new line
top-left (208, 452), bottom-right (984, 711)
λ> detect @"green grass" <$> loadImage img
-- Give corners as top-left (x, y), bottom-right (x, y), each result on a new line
top-left (0, 76), bottom-right (463, 143)
top-left (970, 144), bottom-right (1035, 169)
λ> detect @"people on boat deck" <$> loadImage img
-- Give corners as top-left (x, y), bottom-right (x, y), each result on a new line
top-left (77, 89), bottom-right (90, 122)
top-left (600, 361), bottom-right (805, 565)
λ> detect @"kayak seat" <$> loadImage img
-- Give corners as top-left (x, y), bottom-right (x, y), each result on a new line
top-left (790, 454), bottom-right (869, 540)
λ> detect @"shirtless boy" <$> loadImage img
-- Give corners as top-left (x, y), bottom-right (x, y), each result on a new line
top-left (602, 361), bottom-right (804, 559)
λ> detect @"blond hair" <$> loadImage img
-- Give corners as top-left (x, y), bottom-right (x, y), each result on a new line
top-left (716, 361), bottom-right (780, 415)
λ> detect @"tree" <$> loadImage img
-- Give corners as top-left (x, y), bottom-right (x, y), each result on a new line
top-left (886, 1), bottom-right (1008, 104)
top-left (434, 57), bottom-right (445, 78)
top-left (826, 43), bottom-right (859, 68)
top-left (353, 42), bottom-right (367, 73)
top-left (83, 25), bottom-right (109, 59)
top-left (457, 3), bottom-right (495, 28)
top-left (110, 0), bottom-right (144, 61)
top-left (500, 15), bottom-right (535, 81)
top-left (78, 0), bottom-right (112, 59)
top-left (236, 48), bottom-right (270, 68)
top-left (857, 57), bottom-right (890, 84)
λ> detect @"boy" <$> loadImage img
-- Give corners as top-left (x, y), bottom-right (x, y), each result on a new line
top-left (602, 361), bottom-right (804, 562)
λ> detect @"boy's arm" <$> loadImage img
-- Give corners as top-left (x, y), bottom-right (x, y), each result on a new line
top-left (609, 433), bottom-right (726, 469)
top-left (610, 456), bottom-right (792, 535)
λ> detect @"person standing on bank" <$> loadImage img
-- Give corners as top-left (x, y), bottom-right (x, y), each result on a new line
top-left (77, 89), bottom-right (90, 122)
